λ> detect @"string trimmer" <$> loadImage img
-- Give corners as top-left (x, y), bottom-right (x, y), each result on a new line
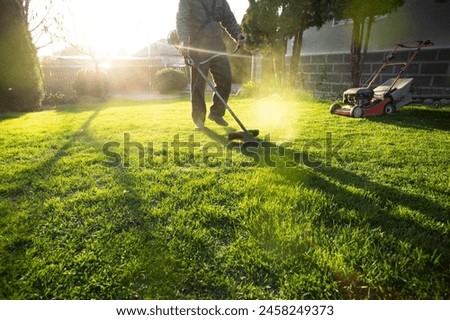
top-left (168, 31), bottom-right (259, 147)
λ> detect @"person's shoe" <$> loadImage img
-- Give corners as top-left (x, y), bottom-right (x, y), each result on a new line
top-left (208, 114), bottom-right (228, 126)
top-left (194, 119), bottom-right (205, 130)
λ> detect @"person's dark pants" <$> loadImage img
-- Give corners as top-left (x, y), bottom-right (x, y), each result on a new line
top-left (190, 54), bottom-right (232, 123)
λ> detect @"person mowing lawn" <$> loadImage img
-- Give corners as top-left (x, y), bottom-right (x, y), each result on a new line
top-left (176, 0), bottom-right (246, 130)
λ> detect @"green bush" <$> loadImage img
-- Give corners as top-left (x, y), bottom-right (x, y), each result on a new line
top-left (42, 92), bottom-right (78, 106)
top-left (0, 0), bottom-right (44, 112)
top-left (73, 69), bottom-right (109, 98)
top-left (239, 80), bottom-right (261, 97)
top-left (154, 68), bottom-right (188, 94)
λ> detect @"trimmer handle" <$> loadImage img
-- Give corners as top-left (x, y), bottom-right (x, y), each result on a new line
top-left (183, 44), bottom-right (241, 67)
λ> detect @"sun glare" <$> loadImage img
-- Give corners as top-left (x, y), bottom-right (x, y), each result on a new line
top-left (31, 0), bottom-right (177, 56)
top-left (256, 94), bottom-right (303, 141)
top-left (65, 0), bottom-right (179, 56)
top-left (34, 0), bottom-right (248, 56)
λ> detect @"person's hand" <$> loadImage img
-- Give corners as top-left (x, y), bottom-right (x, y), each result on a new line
top-left (237, 33), bottom-right (247, 46)
top-left (179, 42), bottom-right (189, 57)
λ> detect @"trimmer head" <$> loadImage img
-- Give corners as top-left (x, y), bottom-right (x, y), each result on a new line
top-left (228, 129), bottom-right (259, 141)
top-left (228, 130), bottom-right (260, 147)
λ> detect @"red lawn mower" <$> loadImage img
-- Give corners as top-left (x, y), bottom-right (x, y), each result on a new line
top-left (330, 40), bottom-right (434, 117)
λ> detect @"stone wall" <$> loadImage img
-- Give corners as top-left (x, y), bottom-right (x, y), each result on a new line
top-left (297, 48), bottom-right (450, 101)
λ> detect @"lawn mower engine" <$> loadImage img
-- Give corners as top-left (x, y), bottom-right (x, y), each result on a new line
top-left (343, 87), bottom-right (374, 107)
top-left (330, 80), bottom-right (410, 118)
top-left (330, 86), bottom-right (390, 118)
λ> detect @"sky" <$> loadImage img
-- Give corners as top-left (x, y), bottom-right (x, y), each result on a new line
top-left (34, 0), bottom-right (249, 56)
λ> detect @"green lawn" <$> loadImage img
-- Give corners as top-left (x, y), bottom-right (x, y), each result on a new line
top-left (1, 94), bottom-right (449, 299)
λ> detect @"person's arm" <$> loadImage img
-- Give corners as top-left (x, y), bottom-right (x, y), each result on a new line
top-left (176, 0), bottom-right (191, 46)
top-left (219, 0), bottom-right (241, 42)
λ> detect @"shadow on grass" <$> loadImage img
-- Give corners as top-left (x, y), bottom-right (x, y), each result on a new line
top-left (307, 166), bottom-right (448, 246)
top-left (0, 101), bottom-right (108, 122)
top-left (3, 101), bottom-right (448, 299)
top-left (105, 165), bottom-right (186, 299)
top-left (199, 127), bottom-right (236, 148)
top-left (0, 109), bottom-right (103, 298)
top-left (1, 104), bottom-right (199, 299)
top-left (0, 112), bottom-right (25, 122)
top-left (198, 128), bottom-right (312, 166)
top-left (54, 101), bottom-right (130, 113)
top-left (53, 95), bottom-right (184, 114)
top-left (198, 127), bottom-right (262, 163)
top-left (150, 124), bottom-right (450, 298)
top-left (2, 109), bottom-right (102, 199)
top-left (367, 106), bottom-right (450, 131)
top-left (3, 104), bottom-right (264, 299)
top-left (0, 95), bottom-right (184, 122)
top-left (276, 163), bottom-right (450, 298)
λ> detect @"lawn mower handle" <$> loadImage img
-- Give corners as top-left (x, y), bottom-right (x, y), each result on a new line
top-left (365, 40), bottom-right (434, 88)
top-left (397, 40), bottom-right (434, 49)
top-left (384, 40), bottom-right (434, 93)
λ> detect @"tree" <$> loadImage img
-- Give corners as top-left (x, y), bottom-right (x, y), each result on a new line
top-left (0, 0), bottom-right (44, 112)
top-left (242, 0), bottom-right (287, 86)
top-left (242, 0), bottom-right (334, 87)
top-left (332, 0), bottom-right (404, 86)
top-left (23, 0), bottom-right (65, 51)
top-left (278, 0), bottom-right (333, 86)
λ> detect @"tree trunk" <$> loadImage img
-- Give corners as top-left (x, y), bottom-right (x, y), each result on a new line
top-left (360, 16), bottom-right (374, 85)
top-left (350, 17), bottom-right (364, 86)
top-left (272, 39), bottom-right (286, 86)
top-left (262, 52), bottom-right (275, 86)
top-left (289, 29), bottom-right (303, 87)
top-left (350, 15), bottom-right (376, 87)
